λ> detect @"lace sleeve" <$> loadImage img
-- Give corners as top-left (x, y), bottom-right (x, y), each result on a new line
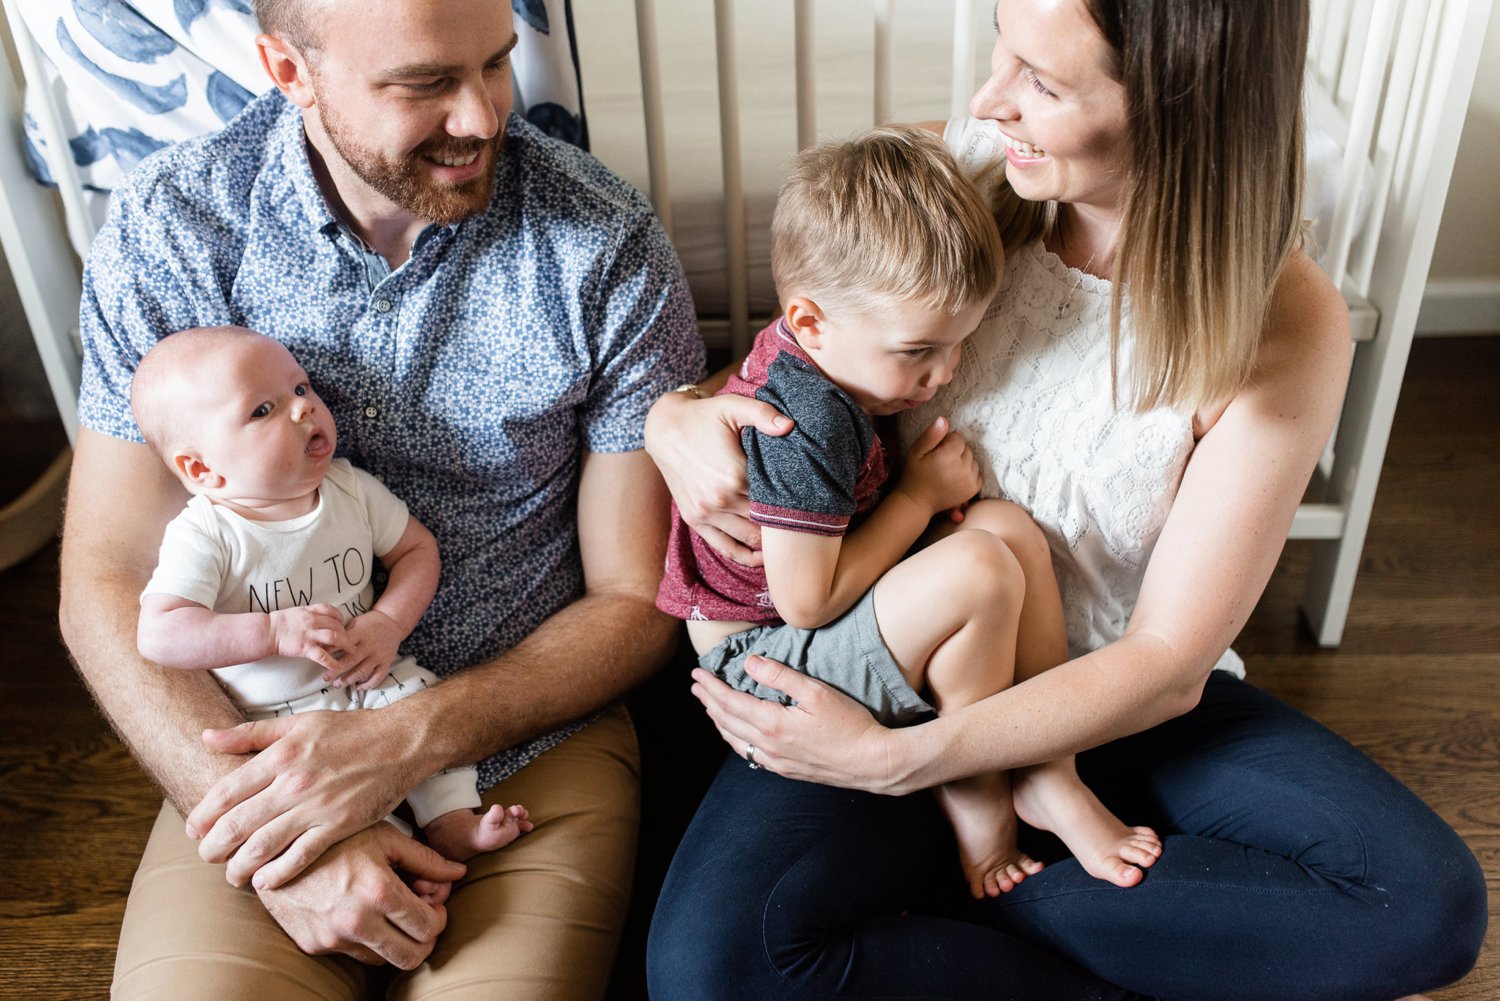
top-left (942, 117), bottom-right (1006, 205)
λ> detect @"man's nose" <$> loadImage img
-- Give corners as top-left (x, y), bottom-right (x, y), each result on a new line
top-left (449, 78), bottom-right (501, 140)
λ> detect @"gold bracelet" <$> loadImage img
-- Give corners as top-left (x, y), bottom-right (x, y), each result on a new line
top-left (671, 382), bottom-right (705, 400)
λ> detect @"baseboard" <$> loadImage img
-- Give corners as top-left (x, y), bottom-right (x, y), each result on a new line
top-left (1417, 278), bottom-right (1500, 336)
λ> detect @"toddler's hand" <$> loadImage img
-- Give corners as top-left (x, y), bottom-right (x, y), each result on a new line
top-left (897, 416), bottom-right (982, 517)
top-left (270, 603), bottom-right (349, 673)
top-left (328, 610), bottom-right (405, 691)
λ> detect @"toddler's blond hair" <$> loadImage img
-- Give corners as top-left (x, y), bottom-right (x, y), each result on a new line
top-left (771, 125), bottom-right (1001, 318)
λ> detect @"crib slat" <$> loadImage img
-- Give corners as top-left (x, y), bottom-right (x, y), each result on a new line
top-left (1313, 0), bottom-right (1354, 94)
top-left (873, 0), bottom-right (895, 125)
top-left (713, 0), bottom-right (751, 353)
top-left (1323, 0), bottom-right (1397, 289)
top-left (632, 0), bottom-right (674, 237)
top-left (3, 0), bottom-right (97, 260)
top-left (795, 0), bottom-right (815, 149)
top-left (1350, 0), bottom-right (1429, 294)
top-left (950, 0), bottom-right (976, 120)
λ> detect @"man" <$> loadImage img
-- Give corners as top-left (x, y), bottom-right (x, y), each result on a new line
top-left (58, 0), bottom-right (702, 995)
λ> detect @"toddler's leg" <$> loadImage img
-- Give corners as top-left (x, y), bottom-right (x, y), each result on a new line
top-left (873, 531), bottom-right (1041, 899)
top-left (946, 500), bottom-right (1162, 887)
top-left (424, 803), bottom-right (533, 864)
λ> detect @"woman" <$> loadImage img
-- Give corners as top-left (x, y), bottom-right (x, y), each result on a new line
top-left (643, 0), bottom-right (1486, 999)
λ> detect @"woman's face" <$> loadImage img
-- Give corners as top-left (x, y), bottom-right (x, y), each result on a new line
top-left (971, 0), bottom-right (1128, 215)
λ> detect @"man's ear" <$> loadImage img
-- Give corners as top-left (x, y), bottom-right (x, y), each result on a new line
top-left (783, 297), bottom-right (827, 347)
top-left (174, 452), bottom-right (223, 490)
top-left (257, 33), bottom-right (317, 108)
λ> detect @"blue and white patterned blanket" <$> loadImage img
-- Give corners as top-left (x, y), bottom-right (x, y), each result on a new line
top-left (16, 0), bottom-right (587, 195)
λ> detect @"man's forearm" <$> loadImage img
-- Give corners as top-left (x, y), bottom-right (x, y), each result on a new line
top-left (400, 588), bottom-right (678, 776)
top-left (62, 567), bottom-right (247, 813)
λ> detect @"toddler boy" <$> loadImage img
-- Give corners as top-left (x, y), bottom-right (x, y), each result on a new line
top-left (658, 126), bottom-right (1160, 897)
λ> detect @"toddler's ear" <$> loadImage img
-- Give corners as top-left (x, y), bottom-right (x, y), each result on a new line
top-left (784, 296), bottom-right (827, 346)
top-left (174, 452), bottom-right (222, 490)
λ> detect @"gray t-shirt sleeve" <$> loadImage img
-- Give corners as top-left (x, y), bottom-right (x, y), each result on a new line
top-left (743, 354), bottom-right (872, 538)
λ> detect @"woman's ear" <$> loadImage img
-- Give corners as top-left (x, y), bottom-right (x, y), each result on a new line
top-left (784, 297), bottom-right (827, 348)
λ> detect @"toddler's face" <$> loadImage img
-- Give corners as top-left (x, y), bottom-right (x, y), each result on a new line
top-left (802, 297), bottom-right (988, 417)
top-left (187, 336), bottom-right (337, 508)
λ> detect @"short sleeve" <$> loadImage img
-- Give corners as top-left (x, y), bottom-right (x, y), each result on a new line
top-left (742, 359), bottom-right (872, 538)
top-left (141, 506), bottom-right (227, 609)
top-left (346, 464), bottom-right (412, 557)
top-left (577, 209), bottom-right (704, 453)
top-left (943, 116), bottom-right (1007, 206)
top-left (77, 180), bottom-right (232, 442)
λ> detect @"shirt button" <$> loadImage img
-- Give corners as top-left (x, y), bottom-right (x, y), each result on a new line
top-left (364, 405), bottom-right (379, 418)
top-left (374, 298), bottom-right (393, 313)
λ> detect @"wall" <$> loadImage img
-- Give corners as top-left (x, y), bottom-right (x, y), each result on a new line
top-left (1419, 2), bottom-right (1500, 334)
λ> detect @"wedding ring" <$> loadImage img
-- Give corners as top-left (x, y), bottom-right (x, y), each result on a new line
top-left (745, 744), bottom-right (760, 770)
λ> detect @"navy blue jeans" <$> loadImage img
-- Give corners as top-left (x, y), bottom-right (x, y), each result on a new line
top-left (647, 673), bottom-right (1485, 1001)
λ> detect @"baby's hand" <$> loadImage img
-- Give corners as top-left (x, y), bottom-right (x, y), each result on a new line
top-left (269, 603), bottom-right (349, 673)
top-left (327, 610), bottom-right (405, 691)
top-left (896, 417), bottom-right (982, 517)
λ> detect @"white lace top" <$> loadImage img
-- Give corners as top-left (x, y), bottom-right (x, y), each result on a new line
top-left (896, 118), bottom-right (1244, 677)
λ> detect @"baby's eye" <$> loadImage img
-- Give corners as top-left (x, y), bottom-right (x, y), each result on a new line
top-left (294, 384), bottom-right (309, 397)
top-left (250, 402), bottom-right (272, 419)
top-left (901, 347), bottom-right (930, 358)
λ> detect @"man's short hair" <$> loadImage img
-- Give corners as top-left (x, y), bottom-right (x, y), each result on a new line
top-left (770, 125), bottom-right (1001, 317)
top-left (251, 0), bottom-right (326, 52)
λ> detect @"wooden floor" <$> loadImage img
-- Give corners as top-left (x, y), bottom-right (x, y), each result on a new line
top-left (1, 335), bottom-right (1496, 1000)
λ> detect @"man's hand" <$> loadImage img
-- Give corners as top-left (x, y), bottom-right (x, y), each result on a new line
top-left (270, 603), bottom-right (349, 673)
top-left (187, 707), bottom-right (428, 889)
top-left (895, 417), bottom-right (981, 519)
top-left (256, 821), bottom-right (466, 969)
top-left (327, 609), bottom-right (404, 690)
top-left (643, 387), bottom-right (792, 565)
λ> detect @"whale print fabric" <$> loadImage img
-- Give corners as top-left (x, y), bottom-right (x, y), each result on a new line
top-left (16, 0), bottom-right (587, 195)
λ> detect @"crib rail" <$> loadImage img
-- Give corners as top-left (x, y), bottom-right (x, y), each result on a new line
top-left (629, 0), bottom-right (982, 354)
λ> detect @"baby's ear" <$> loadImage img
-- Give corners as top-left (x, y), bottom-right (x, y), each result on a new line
top-left (174, 452), bottom-right (222, 490)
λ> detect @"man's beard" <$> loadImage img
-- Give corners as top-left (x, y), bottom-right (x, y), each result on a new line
top-left (320, 99), bottom-right (504, 225)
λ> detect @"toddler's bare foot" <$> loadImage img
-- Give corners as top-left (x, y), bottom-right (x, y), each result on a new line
top-left (424, 803), bottom-right (532, 862)
top-left (1013, 758), bottom-right (1161, 887)
top-left (935, 773), bottom-right (1045, 899)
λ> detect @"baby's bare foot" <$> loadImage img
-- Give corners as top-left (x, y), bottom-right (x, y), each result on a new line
top-left (935, 773), bottom-right (1045, 899)
top-left (1013, 759), bottom-right (1161, 887)
top-left (424, 803), bottom-right (532, 862)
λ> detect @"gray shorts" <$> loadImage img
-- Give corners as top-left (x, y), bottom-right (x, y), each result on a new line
top-left (698, 588), bottom-right (935, 726)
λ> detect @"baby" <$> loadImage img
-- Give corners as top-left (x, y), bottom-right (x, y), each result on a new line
top-left (658, 126), bottom-right (1160, 897)
top-left (132, 325), bottom-right (529, 864)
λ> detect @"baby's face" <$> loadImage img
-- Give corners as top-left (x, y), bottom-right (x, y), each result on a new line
top-left (802, 297), bottom-right (988, 417)
top-left (186, 336), bottom-right (337, 509)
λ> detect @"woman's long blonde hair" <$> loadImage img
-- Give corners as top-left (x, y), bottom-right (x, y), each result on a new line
top-left (993, 0), bottom-right (1309, 413)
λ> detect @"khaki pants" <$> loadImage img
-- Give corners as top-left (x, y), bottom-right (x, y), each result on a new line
top-left (113, 705), bottom-right (641, 1000)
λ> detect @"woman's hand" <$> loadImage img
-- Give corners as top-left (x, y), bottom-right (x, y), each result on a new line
top-left (690, 656), bottom-right (920, 795)
top-left (643, 387), bottom-right (793, 566)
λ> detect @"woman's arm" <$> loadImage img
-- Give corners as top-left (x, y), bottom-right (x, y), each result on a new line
top-left (692, 251), bottom-right (1352, 793)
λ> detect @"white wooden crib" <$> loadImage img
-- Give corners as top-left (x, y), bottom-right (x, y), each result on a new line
top-left (0, 0), bottom-right (1490, 645)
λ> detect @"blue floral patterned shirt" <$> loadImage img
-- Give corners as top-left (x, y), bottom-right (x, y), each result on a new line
top-left (78, 90), bottom-right (704, 788)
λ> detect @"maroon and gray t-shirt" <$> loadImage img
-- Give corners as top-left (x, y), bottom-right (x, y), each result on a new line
top-left (656, 319), bottom-right (890, 624)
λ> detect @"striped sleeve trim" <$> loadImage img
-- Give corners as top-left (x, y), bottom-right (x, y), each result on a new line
top-left (749, 502), bottom-right (849, 537)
